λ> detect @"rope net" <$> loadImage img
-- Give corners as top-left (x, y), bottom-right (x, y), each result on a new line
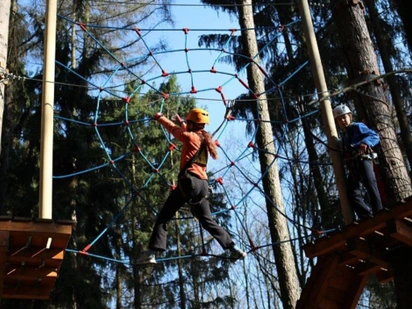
top-left (50, 14), bottom-right (339, 265)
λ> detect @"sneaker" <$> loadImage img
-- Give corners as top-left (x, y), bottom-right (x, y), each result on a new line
top-left (229, 246), bottom-right (247, 261)
top-left (136, 252), bottom-right (156, 265)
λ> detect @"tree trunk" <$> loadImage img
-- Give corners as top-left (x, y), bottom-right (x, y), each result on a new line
top-left (0, 0), bottom-right (11, 214)
top-left (331, 0), bottom-right (412, 203)
top-left (366, 0), bottom-right (412, 174)
top-left (0, 0), bottom-right (10, 150)
top-left (238, 0), bottom-right (300, 307)
top-left (0, 0), bottom-right (12, 215)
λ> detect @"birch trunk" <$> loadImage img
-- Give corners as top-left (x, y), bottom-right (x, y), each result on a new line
top-left (0, 0), bottom-right (11, 152)
top-left (238, 0), bottom-right (300, 307)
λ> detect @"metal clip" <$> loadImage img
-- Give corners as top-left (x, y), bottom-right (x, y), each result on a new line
top-left (359, 152), bottom-right (378, 161)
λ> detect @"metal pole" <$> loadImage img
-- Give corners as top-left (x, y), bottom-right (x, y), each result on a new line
top-left (39, 0), bottom-right (57, 219)
top-left (298, 0), bottom-right (354, 224)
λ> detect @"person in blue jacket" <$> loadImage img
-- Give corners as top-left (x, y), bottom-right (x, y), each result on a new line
top-left (333, 104), bottom-right (383, 220)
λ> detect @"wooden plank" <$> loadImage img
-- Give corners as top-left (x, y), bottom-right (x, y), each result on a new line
top-left (346, 237), bottom-right (389, 268)
top-left (318, 298), bottom-right (343, 309)
top-left (3, 277), bottom-right (56, 288)
top-left (1, 286), bottom-right (52, 300)
top-left (362, 229), bottom-right (391, 250)
top-left (0, 217), bottom-right (75, 226)
top-left (7, 258), bottom-right (62, 270)
top-left (319, 265), bottom-right (367, 308)
top-left (356, 263), bottom-right (382, 277)
top-left (0, 221), bottom-right (73, 235)
top-left (387, 219), bottom-right (412, 247)
top-left (375, 269), bottom-right (393, 283)
top-left (12, 217), bottom-right (36, 222)
top-left (7, 248), bottom-right (65, 270)
top-left (296, 259), bottom-right (322, 308)
top-left (0, 231), bottom-right (10, 298)
top-left (296, 255), bottom-right (340, 309)
top-left (5, 266), bottom-right (58, 279)
top-left (338, 252), bottom-right (361, 266)
top-left (8, 232), bottom-right (71, 248)
top-left (305, 220), bottom-right (386, 258)
top-left (7, 247), bottom-right (64, 261)
top-left (0, 230), bottom-right (9, 247)
top-left (56, 219), bottom-right (77, 225)
top-left (304, 199), bottom-right (412, 258)
top-left (309, 255), bottom-right (340, 306)
top-left (0, 221), bottom-right (73, 300)
top-left (325, 286), bottom-right (347, 303)
top-left (327, 266), bottom-right (357, 288)
top-left (343, 274), bottom-right (369, 309)
top-left (326, 266), bottom-right (367, 309)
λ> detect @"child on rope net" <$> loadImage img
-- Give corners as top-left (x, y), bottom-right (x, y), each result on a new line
top-left (136, 108), bottom-right (247, 264)
top-left (333, 104), bottom-right (383, 220)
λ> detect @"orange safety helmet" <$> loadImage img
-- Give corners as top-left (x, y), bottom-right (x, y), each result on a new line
top-left (186, 108), bottom-right (210, 124)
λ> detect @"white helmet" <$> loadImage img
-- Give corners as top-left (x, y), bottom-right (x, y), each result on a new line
top-left (333, 104), bottom-right (351, 119)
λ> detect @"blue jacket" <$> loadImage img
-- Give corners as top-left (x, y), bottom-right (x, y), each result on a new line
top-left (341, 122), bottom-right (379, 154)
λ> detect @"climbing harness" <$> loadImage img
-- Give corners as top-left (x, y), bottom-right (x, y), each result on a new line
top-left (178, 139), bottom-right (208, 205)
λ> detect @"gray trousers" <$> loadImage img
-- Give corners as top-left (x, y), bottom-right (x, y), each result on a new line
top-left (347, 159), bottom-right (383, 219)
top-left (149, 173), bottom-right (234, 251)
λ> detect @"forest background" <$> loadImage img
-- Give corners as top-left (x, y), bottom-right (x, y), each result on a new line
top-left (0, 0), bottom-right (412, 308)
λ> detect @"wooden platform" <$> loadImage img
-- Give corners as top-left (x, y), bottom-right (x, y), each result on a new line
top-left (0, 217), bottom-right (74, 300)
top-left (297, 197), bottom-right (412, 309)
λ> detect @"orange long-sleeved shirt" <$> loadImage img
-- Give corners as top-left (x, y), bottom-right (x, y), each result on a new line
top-left (157, 116), bottom-right (208, 179)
